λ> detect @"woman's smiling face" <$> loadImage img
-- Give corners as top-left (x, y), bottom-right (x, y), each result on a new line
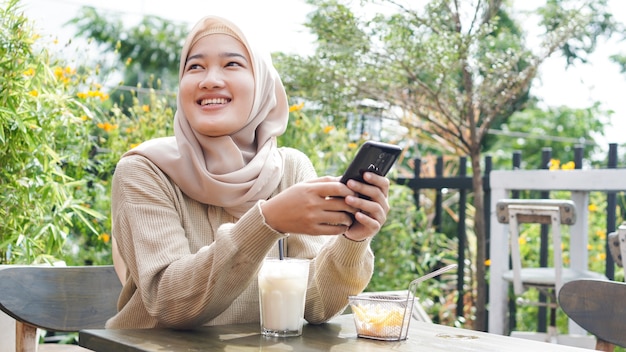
top-left (179, 34), bottom-right (255, 137)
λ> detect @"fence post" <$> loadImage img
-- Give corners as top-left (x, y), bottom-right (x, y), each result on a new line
top-left (413, 158), bottom-right (422, 210)
top-left (606, 143), bottom-right (618, 280)
top-left (535, 148), bottom-right (552, 332)
top-left (434, 157), bottom-right (444, 230)
top-left (508, 151), bottom-right (522, 331)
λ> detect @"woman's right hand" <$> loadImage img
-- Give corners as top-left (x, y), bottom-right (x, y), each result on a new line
top-left (260, 176), bottom-right (357, 235)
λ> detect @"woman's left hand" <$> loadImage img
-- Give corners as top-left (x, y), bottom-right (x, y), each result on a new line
top-left (341, 172), bottom-right (390, 241)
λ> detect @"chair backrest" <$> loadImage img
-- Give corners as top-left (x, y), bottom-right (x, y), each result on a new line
top-left (559, 279), bottom-right (626, 350)
top-left (496, 199), bottom-right (576, 295)
top-left (0, 265), bottom-right (121, 332)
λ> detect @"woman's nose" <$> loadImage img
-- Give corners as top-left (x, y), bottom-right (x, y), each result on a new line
top-left (199, 68), bottom-right (224, 89)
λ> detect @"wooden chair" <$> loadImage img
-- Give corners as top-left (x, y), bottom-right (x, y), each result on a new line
top-left (0, 265), bottom-right (121, 352)
top-left (496, 199), bottom-right (607, 343)
top-left (558, 279), bottom-right (626, 352)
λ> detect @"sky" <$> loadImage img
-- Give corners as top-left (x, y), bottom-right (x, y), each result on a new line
top-left (19, 0), bottom-right (626, 150)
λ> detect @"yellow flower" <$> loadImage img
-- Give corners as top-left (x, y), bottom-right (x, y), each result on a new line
top-left (98, 233), bottom-right (111, 243)
top-left (289, 102), bottom-right (304, 112)
top-left (588, 204), bottom-right (598, 212)
top-left (549, 159), bottom-right (560, 171)
top-left (484, 259), bottom-right (491, 267)
top-left (54, 66), bottom-right (64, 79)
top-left (23, 68), bottom-right (35, 76)
top-left (561, 161), bottom-right (575, 170)
top-left (130, 143), bottom-right (140, 149)
top-left (82, 90), bottom-right (110, 102)
top-left (125, 57), bottom-right (132, 65)
top-left (142, 105), bottom-right (150, 112)
top-left (28, 89), bottom-right (38, 97)
top-left (348, 142), bottom-right (358, 149)
top-left (97, 122), bottom-right (118, 132)
top-left (323, 126), bottom-right (334, 134)
top-left (518, 236), bottom-right (527, 245)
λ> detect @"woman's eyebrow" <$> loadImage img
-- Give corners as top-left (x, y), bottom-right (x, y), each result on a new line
top-left (220, 52), bottom-right (249, 63)
top-left (185, 53), bottom-right (204, 65)
top-left (185, 52), bottom-right (249, 65)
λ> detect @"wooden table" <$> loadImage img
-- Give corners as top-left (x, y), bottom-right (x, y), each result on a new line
top-left (79, 314), bottom-right (593, 351)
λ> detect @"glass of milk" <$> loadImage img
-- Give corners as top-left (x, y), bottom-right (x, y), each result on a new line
top-left (258, 258), bottom-right (310, 337)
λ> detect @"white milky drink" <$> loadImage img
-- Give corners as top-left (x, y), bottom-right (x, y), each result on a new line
top-left (258, 258), bottom-right (309, 337)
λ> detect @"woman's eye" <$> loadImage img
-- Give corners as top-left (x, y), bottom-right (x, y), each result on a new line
top-left (226, 61), bottom-right (243, 68)
top-left (187, 63), bottom-right (203, 71)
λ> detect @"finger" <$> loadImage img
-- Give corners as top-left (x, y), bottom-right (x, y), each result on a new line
top-left (362, 172), bottom-right (390, 196)
top-left (315, 223), bottom-right (351, 236)
top-left (320, 210), bottom-right (354, 227)
top-left (323, 196), bottom-right (358, 214)
top-left (345, 195), bottom-right (386, 224)
top-left (305, 175), bottom-right (341, 184)
top-left (346, 180), bottom-right (387, 206)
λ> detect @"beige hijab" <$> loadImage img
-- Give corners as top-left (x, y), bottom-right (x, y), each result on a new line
top-left (124, 16), bottom-right (288, 218)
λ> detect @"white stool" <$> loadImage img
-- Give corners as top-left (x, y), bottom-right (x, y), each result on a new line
top-left (496, 199), bottom-right (605, 347)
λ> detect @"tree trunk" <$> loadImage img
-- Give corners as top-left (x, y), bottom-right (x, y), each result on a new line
top-left (470, 150), bottom-right (487, 331)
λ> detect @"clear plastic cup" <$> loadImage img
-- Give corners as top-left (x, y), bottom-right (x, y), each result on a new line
top-left (258, 258), bottom-right (309, 337)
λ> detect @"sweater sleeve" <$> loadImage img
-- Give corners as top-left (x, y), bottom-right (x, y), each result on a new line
top-left (110, 155), bottom-right (285, 329)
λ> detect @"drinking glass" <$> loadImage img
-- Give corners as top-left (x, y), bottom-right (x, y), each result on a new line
top-left (258, 258), bottom-right (309, 337)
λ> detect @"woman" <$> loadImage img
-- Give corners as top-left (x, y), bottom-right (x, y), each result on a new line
top-left (106, 15), bottom-right (390, 329)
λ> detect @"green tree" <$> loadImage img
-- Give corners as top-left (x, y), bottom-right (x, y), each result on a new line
top-left (67, 6), bottom-right (187, 109)
top-left (488, 104), bottom-right (608, 169)
top-left (274, 0), bottom-right (618, 330)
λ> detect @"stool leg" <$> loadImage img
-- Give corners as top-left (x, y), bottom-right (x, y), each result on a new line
top-left (548, 303), bottom-right (557, 343)
top-left (16, 321), bottom-right (38, 352)
top-left (596, 338), bottom-right (615, 352)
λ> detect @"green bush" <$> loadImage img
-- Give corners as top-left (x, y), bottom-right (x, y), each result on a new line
top-left (0, 0), bottom-right (101, 264)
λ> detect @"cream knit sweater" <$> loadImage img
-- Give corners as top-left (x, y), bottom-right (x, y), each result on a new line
top-left (106, 147), bottom-right (374, 329)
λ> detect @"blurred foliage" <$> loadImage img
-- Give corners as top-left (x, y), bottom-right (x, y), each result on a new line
top-left (487, 104), bottom-right (609, 169)
top-left (66, 6), bottom-right (187, 111)
top-left (0, 0), bottom-right (102, 264)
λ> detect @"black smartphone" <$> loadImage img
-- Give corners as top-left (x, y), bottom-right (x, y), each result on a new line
top-left (340, 141), bottom-right (402, 185)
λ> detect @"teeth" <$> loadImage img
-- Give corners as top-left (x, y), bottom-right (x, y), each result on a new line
top-left (200, 98), bottom-right (228, 105)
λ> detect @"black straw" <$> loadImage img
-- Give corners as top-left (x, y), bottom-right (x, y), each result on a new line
top-left (278, 238), bottom-right (284, 260)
